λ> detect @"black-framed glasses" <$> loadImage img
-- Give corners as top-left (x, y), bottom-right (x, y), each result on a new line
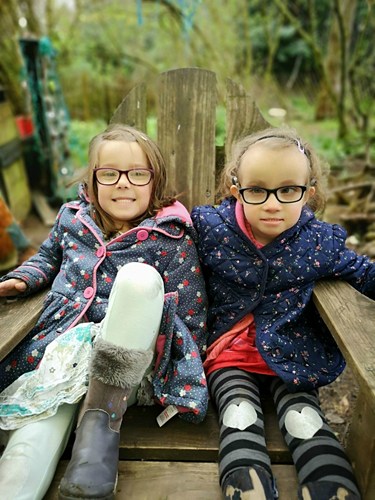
top-left (238, 185), bottom-right (308, 205)
top-left (94, 168), bottom-right (154, 186)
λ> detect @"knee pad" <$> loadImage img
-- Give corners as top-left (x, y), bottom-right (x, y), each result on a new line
top-left (223, 400), bottom-right (258, 431)
top-left (284, 406), bottom-right (323, 440)
top-left (114, 262), bottom-right (164, 300)
top-left (101, 263), bottom-right (164, 350)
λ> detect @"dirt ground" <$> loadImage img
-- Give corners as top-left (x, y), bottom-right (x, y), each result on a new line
top-left (319, 366), bottom-right (359, 446)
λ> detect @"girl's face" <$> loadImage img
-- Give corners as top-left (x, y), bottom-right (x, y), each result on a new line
top-left (230, 143), bottom-right (315, 245)
top-left (96, 140), bottom-right (153, 233)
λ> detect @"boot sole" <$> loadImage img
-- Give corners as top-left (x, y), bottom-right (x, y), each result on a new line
top-left (57, 472), bottom-right (118, 500)
top-left (58, 487), bottom-right (115, 500)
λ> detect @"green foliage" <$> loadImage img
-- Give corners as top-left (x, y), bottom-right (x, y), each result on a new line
top-left (285, 94), bottom-right (373, 167)
top-left (6, 0), bottom-right (370, 164)
top-left (69, 119), bottom-right (106, 169)
top-left (215, 106), bottom-right (226, 146)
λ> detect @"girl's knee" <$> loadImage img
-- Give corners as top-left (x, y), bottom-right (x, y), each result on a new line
top-left (222, 400), bottom-right (258, 430)
top-left (115, 263), bottom-right (164, 299)
top-left (284, 406), bottom-right (323, 440)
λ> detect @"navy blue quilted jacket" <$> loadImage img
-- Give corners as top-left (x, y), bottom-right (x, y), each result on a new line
top-left (191, 198), bottom-right (375, 392)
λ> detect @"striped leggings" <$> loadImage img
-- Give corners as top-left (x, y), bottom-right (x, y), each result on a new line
top-left (208, 367), bottom-right (360, 496)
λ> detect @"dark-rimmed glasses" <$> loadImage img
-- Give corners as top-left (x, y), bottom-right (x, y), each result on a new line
top-left (238, 185), bottom-right (307, 205)
top-left (94, 168), bottom-right (153, 186)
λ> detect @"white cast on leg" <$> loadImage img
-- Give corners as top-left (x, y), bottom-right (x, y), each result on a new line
top-left (100, 262), bottom-right (164, 405)
top-left (101, 262), bottom-right (164, 351)
top-left (0, 403), bottom-right (78, 500)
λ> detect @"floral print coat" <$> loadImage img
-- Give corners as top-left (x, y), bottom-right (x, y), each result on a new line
top-left (0, 187), bottom-right (208, 422)
top-left (191, 198), bottom-right (375, 392)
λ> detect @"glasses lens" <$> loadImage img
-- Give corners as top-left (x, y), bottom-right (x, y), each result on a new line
top-left (96, 169), bottom-right (119, 185)
top-left (241, 186), bottom-right (305, 204)
top-left (276, 186), bottom-right (304, 202)
top-left (242, 187), bottom-right (267, 204)
top-left (128, 169), bottom-right (152, 186)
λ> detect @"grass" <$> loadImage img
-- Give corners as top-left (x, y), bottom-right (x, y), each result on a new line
top-left (67, 94), bottom-right (372, 175)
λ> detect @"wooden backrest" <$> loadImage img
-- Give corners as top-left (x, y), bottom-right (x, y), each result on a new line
top-left (110, 67), bottom-right (269, 210)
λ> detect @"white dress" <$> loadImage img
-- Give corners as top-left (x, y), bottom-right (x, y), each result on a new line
top-left (0, 322), bottom-right (99, 430)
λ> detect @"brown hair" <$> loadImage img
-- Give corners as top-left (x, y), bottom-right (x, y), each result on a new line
top-left (217, 126), bottom-right (329, 214)
top-left (84, 124), bottom-right (175, 236)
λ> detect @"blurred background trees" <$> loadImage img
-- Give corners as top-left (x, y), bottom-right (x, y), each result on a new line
top-left (0, 0), bottom-right (374, 159)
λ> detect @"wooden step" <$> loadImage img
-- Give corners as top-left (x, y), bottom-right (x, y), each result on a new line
top-left (45, 461), bottom-right (298, 500)
top-left (60, 402), bottom-right (292, 465)
top-left (112, 401), bottom-right (292, 463)
top-left (46, 400), bottom-right (294, 499)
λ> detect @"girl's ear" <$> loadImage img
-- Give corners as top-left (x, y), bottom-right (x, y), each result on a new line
top-left (230, 184), bottom-right (242, 203)
top-left (306, 185), bottom-right (316, 201)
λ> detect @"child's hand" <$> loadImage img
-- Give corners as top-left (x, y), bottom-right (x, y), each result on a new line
top-left (0, 279), bottom-right (27, 296)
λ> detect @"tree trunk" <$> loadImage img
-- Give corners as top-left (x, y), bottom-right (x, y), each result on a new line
top-left (315, 0), bottom-right (357, 129)
top-left (0, 0), bottom-right (42, 115)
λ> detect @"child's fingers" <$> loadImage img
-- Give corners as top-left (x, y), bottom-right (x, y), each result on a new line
top-left (15, 280), bottom-right (27, 292)
top-left (0, 279), bottom-right (26, 296)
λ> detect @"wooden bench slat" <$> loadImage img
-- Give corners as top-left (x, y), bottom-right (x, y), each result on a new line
top-left (45, 461), bottom-right (299, 500)
top-left (110, 81), bottom-right (147, 131)
top-left (313, 280), bottom-right (375, 413)
top-left (157, 68), bottom-right (217, 210)
top-left (118, 402), bottom-right (291, 463)
top-left (0, 289), bottom-right (47, 361)
top-left (62, 402), bottom-right (292, 464)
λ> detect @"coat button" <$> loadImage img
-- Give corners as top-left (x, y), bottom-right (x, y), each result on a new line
top-left (83, 287), bottom-right (94, 299)
top-left (136, 229), bottom-right (149, 241)
top-left (96, 247), bottom-right (105, 257)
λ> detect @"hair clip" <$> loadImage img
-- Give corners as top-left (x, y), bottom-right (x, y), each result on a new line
top-left (232, 176), bottom-right (239, 186)
top-left (296, 139), bottom-right (305, 154)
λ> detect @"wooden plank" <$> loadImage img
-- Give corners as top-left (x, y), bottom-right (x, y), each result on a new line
top-left (119, 404), bottom-right (219, 462)
top-left (1, 156), bottom-right (32, 222)
top-left (312, 280), bottom-right (375, 414)
top-left (60, 402), bottom-right (291, 464)
top-left (225, 78), bottom-right (270, 161)
top-left (109, 82), bottom-right (147, 132)
top-left (0, 289), bottom-right (47, 361)
top-left (45, 461), bottom-right (298, 500)
top-left (118, 402), bottom-right (291, 463)
top-left (32, 190), bottom-right (58, 226)
top-left (157, 68), bottom-right (217, 210)
top-left (0, 101), bottom-right (19, 146)
top-left (346, 391), bottom-right (375, 500)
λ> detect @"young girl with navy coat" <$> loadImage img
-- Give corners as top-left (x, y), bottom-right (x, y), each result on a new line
top-left (192, 126), bottom-right (374, 500)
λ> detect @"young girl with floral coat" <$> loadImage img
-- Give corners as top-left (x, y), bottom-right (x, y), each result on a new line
top-left (0, 124), bottom-right (208, 500)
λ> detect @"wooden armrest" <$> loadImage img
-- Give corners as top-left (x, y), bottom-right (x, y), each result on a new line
top-left (0, 289), bottom-right (47, 361)
top-left (312, 280), bottom-right (375, 413)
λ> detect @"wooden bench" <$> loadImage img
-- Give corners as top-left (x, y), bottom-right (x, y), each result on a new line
top-left (0, 68), bottom-right (374, 499)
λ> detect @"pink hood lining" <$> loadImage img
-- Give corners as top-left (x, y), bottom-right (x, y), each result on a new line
top-left (156, 200), bottom-right (192, 224)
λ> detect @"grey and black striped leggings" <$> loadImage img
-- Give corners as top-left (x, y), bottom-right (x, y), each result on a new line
top-left (208, 367), bottom-right (360, 495)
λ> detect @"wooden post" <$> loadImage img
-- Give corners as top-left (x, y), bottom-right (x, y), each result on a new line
top-left (110, 82), bottom-right (147, 132)
top-left (157, 68), bottom-right (217, 210)
top-left (225, 78), bottom-right (270, 161)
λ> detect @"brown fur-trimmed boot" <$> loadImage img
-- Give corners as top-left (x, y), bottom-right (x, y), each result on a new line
top-left (58, 339), bottom-right (153, 500)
